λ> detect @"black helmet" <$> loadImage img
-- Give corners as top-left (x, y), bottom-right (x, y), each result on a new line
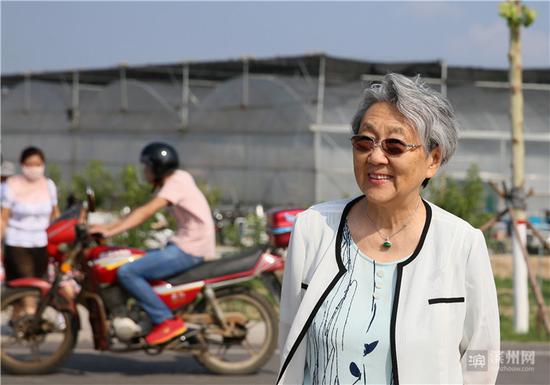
top-left (140, 142), bottom-right (179, 183)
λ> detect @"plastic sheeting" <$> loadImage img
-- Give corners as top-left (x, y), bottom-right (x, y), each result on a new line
top-left (2, 74), bottom-right (549, 214)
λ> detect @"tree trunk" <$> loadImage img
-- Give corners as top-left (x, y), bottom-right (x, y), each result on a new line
top-left (509, 0), bottom-right (529, 333)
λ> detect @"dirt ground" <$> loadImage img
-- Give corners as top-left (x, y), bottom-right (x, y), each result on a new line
top-left (491, 254), bottom-right (550, 279)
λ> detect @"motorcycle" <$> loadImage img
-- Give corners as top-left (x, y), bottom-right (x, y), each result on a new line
top-left (1, 189), bottom-right (302, 375)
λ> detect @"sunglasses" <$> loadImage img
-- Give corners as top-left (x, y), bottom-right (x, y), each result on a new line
top-left (350, 135), bottom-right (422, 157)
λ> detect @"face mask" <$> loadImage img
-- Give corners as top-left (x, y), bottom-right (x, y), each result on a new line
top-left (21, 165), bottom-right (45, 181)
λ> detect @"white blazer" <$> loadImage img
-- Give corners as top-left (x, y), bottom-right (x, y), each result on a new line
top-left (277, 196), bottom-right (500, 385)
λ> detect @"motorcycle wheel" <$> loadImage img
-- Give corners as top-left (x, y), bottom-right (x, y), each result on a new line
top-left (1, 288), bottom-right (78, 374)
top-left (194, 290), bottom-right (278, 374)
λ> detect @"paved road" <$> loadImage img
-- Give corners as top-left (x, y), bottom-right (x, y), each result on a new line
top-left (2, 306), bottom-right (280, 385)
top-left (3, 342), bottom-right (548, 385)
top-left (3, 342), bottom-right (280, 385)
top-left (495, 342), bottom-right (550, 385)
top-left (2, 307), bottom-right (549, 384)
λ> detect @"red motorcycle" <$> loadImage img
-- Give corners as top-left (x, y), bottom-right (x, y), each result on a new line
top-left (1, 189), bottom-right (303, 375)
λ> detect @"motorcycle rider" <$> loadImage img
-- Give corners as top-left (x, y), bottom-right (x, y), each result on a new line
top-left (90, 142), bottom-right (217, 345)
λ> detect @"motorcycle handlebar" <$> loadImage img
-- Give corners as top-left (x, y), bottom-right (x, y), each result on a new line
top-left (89, 232), bottom-right (105, 240)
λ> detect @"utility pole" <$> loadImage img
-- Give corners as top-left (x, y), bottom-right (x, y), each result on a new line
top-left (242, 57), bottom-right (249, 108)
top-left (181, 64), bottom-right (190, 129)
top-left (499, 0), bottom-right (537, 333)
top-left (314, 55), bottom-right (326, 203)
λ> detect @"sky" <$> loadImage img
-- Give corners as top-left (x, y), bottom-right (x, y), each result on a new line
top-left (1, 1), bottom-right (549, 75)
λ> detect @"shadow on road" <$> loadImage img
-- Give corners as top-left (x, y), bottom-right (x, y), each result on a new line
top-left (57, 352), bottom-right (211, 375)
top-left (3, 350), bottom-right (280, 385)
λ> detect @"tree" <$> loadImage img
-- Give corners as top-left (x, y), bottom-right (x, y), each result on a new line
top-left (499, 0), bottom-right (537, 334)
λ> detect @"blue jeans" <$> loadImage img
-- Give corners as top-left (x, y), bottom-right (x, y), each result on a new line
top-left (117, 243), bottom-right (203, 325)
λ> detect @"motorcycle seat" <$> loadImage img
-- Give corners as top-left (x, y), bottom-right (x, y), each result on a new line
top-left (165, 247), bottom-right (264, 286)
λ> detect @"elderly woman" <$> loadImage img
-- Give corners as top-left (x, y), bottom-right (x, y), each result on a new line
top-left (278, 74), bottom-right (500, 385)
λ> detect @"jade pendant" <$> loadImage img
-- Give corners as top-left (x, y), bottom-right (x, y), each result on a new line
top-left (383, 240), bottom-right (392, 248)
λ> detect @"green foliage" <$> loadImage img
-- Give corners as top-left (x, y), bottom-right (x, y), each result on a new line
top-left (499, 2), bottom-right (537, 28)
top-left (196, 179), bottom-right (223, 208)
top-left (246, 213), bottom-right (267, 247)
top-left (218, 213), bottom-right (268, 249)
top-left (119, 164), bottom-right (151, 208)
top-left (427, 164), bottom-right (493, 228)
top-left (71, 160), bottom-right (116, 210)
top-left (112, 165), bottom-right (156, 248)
top-left (46, 163), bottom-right (69, 210)
top-left (220, 222), bottom-right (243, 247)
top-left (49, 161), bottom-right (223, 248)
top-left (46, 163), bottom-right (62, 187)
top-left (495, 277), bottom-right (550, 342)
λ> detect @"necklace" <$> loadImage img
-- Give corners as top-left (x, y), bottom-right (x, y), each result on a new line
top-left (365, 200), bottom-right (421, 248)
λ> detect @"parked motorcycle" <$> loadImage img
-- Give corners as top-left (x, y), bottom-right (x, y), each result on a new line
top-left (1, 189), bottom-right (302, 375)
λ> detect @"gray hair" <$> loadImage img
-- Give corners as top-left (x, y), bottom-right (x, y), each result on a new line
top-left (351, 73), bottom-right (458, 165)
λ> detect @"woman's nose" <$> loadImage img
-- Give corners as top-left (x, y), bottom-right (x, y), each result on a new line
top-left (367, 145), bottom-right (389, 165)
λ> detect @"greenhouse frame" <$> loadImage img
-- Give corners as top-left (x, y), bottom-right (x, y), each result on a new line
top-left (1, 54), bottom-right (549, 214)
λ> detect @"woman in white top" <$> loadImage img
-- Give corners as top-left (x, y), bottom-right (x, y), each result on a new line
top-left (1, 146), bottom-right (60, 289)
top-left (278, 74), bottom-right (500, 385)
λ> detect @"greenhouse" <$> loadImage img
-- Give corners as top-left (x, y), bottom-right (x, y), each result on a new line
top-left (1, 54), bottom-right (549, 214)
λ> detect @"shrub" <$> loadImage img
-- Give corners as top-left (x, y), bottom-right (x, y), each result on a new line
top-left (427, 164), bottom-right (493, 228)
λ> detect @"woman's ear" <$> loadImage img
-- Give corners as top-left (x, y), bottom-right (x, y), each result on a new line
top-left (426, 146), bottom-right (442, 178)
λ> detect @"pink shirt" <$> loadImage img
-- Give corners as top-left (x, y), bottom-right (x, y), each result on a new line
top-left (157, 170), bottom-right (217, 260)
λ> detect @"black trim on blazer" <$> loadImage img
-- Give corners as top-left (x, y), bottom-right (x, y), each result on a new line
top-left (277, 197), bottom-right (432, 385)
top-left (390, 199), bottom-right (432, 385)
top-left (276, 195), bottom-right (363, 384)
top-left (428, 297), bottom-right (465, 304)
top-left (301, 283), bottom-right (309, 290)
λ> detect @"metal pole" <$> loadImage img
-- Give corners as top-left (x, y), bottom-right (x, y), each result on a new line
top-left (181, 64), bottom-right (190, 129)
top-left (70, 71), bottom-right (80, 177)
top-left (508, 0), bottom-right (529, 333)
top-left (440, 59), bottom-right (447, 98)
top-left (24, 73), bottom-right (31, 113)
top-left (71, 70), bottom-right (80, 127)
top-left (316, 55), bottom-right (326, 124)
top-left (314, 56), bottom-right (327, 203)
top-left (510, 211), bottom-right (550, 334)
top-left (120, 64), bottom-right (128, 112)
top-left (500, 139), bottom-right (507, 185)
top-left (242, 58), bottom-right (249, 107)
top-left (314, 128), bottom-right (321, 203)
top-left (512, 217), bottom-right (529, 332)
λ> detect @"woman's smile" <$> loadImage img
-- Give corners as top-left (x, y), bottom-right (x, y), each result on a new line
top-left (367, 173), bottom-right (393, 185)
